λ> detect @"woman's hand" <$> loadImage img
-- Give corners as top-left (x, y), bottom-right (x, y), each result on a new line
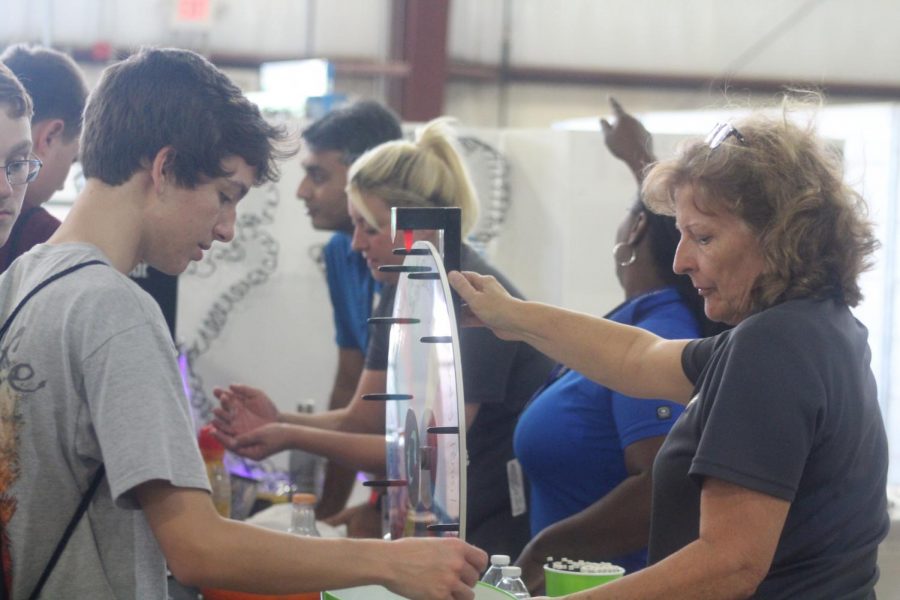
top-left (448, 270), bottom-right (524, 341)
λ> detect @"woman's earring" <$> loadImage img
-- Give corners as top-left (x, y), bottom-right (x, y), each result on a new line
top-left (613, 242), bottom-right (637, 267)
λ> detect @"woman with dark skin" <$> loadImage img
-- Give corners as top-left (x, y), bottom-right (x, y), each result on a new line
top-left (514, 100), bottom-right (721, 593)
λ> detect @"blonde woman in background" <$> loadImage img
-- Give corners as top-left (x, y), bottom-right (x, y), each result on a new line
top-left (214, 118), bottom-right (554, 558)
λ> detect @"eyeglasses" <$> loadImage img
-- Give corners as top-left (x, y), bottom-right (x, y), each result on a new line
top-left (1, 158), bottom-right (43, 186)
top-left (705, 123), bottom-right (746, 150)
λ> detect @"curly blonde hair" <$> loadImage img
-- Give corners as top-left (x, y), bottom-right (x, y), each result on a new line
top-left (643, 103), bottom-right (878, 310)
top-left (346, 117), bottom-right (479, 235)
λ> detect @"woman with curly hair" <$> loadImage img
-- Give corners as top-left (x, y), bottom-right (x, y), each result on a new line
top-left (450, 102), bottom-right (888, 598)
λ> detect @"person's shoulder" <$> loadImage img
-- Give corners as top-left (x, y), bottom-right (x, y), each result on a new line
top-left (629, 288), bottom-right (702, 339)
top-left (15, 244), bottom-right (160, 322)
top-left (324, 231), bottom-right (367, 275)
top-left (740, 297), bottom-right (831, 331)
top-left (732, 297), bottom-right (842, 355)
top-left (18, 206), bottom-right (61, 238)
top-left (324, 231), bottom-right (352, 253)
top-left (29, 206), bottom-right (61, 227)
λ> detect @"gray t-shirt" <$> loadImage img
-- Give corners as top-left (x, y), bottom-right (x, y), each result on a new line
top-left (1, 243), bottom-right (209, 600)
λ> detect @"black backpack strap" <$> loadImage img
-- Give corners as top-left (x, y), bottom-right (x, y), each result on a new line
top-left (26, 465), bottom-right (106, 600)
top-left (0, 259), bottom-right (106, 600)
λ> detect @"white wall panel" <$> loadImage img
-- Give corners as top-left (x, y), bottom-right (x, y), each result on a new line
top-left (445, 81), bottom-right (503, 127)
top-left (448, 0), bottom-right (505, 63)
top-left (2, 0), bottom-right (389, 59)
top-left (312, 0), bottom-right (391, 58)
top-left (6, 0), bottom-right (900, 88)
top-left (505, 0), bottom-right (900, 83)
top-left (110, 0), bottom-right (165, 46)
top-left (205, 0), bottom-right (312, 55)
top-left (483, 127), bottom-right (632, 314)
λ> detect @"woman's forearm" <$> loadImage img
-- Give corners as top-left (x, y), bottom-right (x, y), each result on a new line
top-left (512, 301), bottom-right (693, 404)
top-left (564, 538), bottom-right (761, 600)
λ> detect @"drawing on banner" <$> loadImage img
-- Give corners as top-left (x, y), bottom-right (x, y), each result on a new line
top-left (180, 182), bottom-right (281, 424)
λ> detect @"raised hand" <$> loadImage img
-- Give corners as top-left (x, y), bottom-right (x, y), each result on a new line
top-left (599, 96), bottom-right (655, 182)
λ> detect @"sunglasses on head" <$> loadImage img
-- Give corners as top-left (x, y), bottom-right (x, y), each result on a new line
top-left (705, 123), bottom-right (747, 149)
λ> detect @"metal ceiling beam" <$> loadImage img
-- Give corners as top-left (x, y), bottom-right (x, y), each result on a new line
top-left (389, 0), bottom-right (450, 121)
top-left (60, 45), bottom-right (900, 104)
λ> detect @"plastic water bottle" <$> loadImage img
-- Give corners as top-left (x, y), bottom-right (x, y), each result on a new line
top-left (198, 424), bottom-right (231, 518)
top-left (288, 400), bottom-right (322, 494)
top-left (288, 493), bottom-right (321, 537)
top-left (496, 565), bottom-right (530, 599)
top-left (283, 493), bottom-right (322, 600)
top-left (481, 554), bottom-right (511, 587)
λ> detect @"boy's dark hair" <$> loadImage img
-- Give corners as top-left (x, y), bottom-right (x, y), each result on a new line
top-left (0, 44), bottom-right (88, 141)
top-left (0, 61), bottom-right (32, 119)
top-left (302, 100), bottom-right (402, 164)
top-left (81, 47), bottom-right (293, 188)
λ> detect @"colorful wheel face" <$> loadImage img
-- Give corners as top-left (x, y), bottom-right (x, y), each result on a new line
top-left (384, 241), bottom-right (466, 541)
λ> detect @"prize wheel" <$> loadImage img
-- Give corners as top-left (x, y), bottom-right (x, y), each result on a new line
top-left (380, 240), bottom-right (466, 540)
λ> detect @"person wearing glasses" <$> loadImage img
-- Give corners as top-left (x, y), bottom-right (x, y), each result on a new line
top-left (0, 45), bottom-right (89, 273)
top-left (0, 48), bottom-right (486, 600)
top-left (449, 102), bottom-right (888, 598)
top-left (0, 62), bottom-right (38, 247)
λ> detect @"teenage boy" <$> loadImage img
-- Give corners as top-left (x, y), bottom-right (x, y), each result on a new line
top-left (0, 47), bottom-right (485, 600)
top-left (0, 45), bottom-right (89, 272)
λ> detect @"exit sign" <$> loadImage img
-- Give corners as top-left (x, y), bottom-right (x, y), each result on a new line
top-left (173, 0), bottom-right (213, 28)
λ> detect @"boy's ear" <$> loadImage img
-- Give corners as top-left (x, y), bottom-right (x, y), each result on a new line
top-left (150, 146), bottom-right (176, 192)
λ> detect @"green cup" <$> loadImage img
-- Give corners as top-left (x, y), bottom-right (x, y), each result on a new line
top-left (543, 564), bottom-right (625, 596)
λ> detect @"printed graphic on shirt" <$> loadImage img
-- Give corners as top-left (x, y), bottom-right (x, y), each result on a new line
top-left (0, 326), bottom-right (46, 594)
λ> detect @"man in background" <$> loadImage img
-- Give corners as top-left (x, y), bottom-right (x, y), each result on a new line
top-left (0, 44), bottom-right (88, 272)
top-left (218, 101), bottom-right (403, 520)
